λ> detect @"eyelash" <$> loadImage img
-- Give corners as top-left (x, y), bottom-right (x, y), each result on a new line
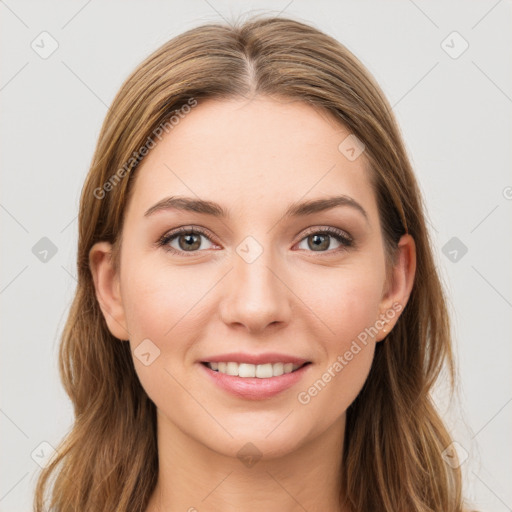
top-left (156, 225), bottom-right (354, 257)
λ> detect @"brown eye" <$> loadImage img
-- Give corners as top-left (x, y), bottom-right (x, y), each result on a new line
top-left (176, 232), bottom-right (202, 251)
top-left (296, 227), bottom-right (353, 254)
top-left (158, 227), bottom-right (216, 255)
top-left (306, 233), bottom-right (331, 251)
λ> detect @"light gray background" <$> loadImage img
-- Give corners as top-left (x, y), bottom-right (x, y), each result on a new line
top-left (1, 1), bottom-right (511, 510)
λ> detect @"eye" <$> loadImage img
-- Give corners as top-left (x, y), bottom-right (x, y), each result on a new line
top-left (157, 225), bottom-right (354, 256)
top-left (295, 226), bottom-right (353, 254)
top-left (157, 226), bottom-right (217, 256)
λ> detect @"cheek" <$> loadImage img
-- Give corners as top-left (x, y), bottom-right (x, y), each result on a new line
top-left (297, 257), bottom-right (385, 345)
top-left (119, 260), bottom-right (200, 407)
top-left (296, 338), bottom-right (375, 437)
top-left (118, 257), bottom-right (217, 400)
top-left (291, 260), bottom-right (384, 417)
top-left (294, 280), bottom-right (382, 430)
top-left (120, 257), bottom-right (206, 342)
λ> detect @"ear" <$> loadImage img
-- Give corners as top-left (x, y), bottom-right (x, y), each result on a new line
top-left (89, 241), bottom-right (130, 341)
top-left (375, 233), bottom-right (416, 342)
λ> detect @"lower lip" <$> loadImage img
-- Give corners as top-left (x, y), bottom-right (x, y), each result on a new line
top-left (199, 362), bottom-right (312, 400)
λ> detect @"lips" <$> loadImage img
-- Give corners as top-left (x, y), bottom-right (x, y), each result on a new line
top-left (199, 359), bottom-right (312, 400)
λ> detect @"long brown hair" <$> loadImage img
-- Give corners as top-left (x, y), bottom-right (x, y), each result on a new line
top-left (34, 14), bottom-right (468, 511)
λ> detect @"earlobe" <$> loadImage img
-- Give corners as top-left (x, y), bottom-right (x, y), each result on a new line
top-left (376, 234), bottom-right (416, 342)
top-left (89, 241), bottom-right (130, 341)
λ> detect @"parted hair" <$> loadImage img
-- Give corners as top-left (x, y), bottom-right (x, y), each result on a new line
top-left (34, 14), bottom-right (470, 512)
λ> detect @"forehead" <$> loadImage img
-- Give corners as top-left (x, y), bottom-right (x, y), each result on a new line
top-left (126, 96), bottom-right (378, 222)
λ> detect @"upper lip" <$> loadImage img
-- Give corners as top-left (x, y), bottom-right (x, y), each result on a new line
top-left (200, 352), bottom-right (310, 366)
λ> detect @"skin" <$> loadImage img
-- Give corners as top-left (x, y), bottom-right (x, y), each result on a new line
top-left (89, 95), bottom-right (416, 512)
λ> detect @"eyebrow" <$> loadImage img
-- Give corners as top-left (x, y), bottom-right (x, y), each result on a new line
top-left (144, 195), bottom-right (369, 224)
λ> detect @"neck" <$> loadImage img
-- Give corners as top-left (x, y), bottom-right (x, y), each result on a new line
top-left (146, 410), bottom-right (347, 512)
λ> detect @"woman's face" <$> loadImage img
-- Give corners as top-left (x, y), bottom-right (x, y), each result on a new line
top-left (91, 95), bottom-right (415, 460)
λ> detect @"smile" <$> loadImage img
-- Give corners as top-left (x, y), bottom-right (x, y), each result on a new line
top-left (199, 361), bottom-right (312, 400)
top-left (203, 361), bottom-right (309, 378)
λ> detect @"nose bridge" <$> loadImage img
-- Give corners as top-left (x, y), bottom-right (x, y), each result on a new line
top-left (219, 234), bottom-right (291, 332)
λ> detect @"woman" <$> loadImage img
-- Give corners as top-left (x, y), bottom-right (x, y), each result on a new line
top-left (34, 14), bottom-right (474, 512)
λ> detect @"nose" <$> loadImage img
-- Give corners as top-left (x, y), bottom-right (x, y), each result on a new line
top-left (218, 243), bottom-right (292, 334)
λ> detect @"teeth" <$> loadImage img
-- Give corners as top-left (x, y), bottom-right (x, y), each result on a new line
top-left (226, 362), bottom-right (238, 376)
top-left (206, 361), bottom-right (301, 378)
top-left (239, 363), bottom-right (256, 377)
